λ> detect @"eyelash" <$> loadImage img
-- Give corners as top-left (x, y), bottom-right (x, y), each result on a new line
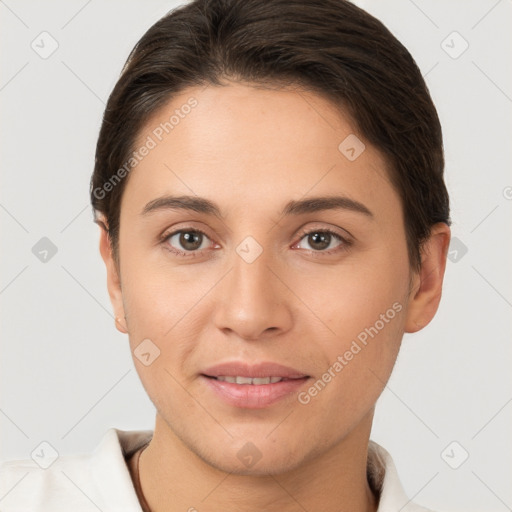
top-left (160, 226), bottom-right (352, 259)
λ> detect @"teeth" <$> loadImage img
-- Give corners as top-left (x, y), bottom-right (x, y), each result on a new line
top-left (252, 377), bottom-right (270, 385)
top-left (215, 376), bottom-right (285, 385)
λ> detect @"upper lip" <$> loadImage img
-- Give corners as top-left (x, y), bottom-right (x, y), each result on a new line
top-left (202, 361), bottom-right (309, 379)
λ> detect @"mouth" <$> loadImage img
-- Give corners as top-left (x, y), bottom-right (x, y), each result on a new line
top-left (202, 361), bottom-right (309, 380)
top-left (203, 375), bottom-right (305, 385)
top-left (200, 361), bottom-right (311, 409)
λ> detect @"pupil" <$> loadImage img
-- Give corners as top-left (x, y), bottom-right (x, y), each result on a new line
top-left (309, 232), bottom-right (330, 250)
top-left (180, 231), bottom-right (202, 250)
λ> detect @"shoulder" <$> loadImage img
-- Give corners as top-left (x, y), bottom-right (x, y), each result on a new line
top-left (0, 450), bottom-right (98, 512)
top-left (0, 428), bottom-right (153, 512)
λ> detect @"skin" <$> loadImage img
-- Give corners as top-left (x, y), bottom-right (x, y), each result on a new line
top-left (99, 82), bottom-right (450, 512)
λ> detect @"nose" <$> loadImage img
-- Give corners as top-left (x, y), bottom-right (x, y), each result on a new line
top-left (212, 242), bottom-right (294, 341)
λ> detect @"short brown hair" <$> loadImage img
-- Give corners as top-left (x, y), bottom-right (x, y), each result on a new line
top-left (90, 0), bottom-right (450, 270)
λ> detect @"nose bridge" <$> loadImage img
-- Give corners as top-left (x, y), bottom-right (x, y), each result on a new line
top-left (232, 240), bottom-right (272, 296)
top-left (212, 235), bottom-right (292, 339)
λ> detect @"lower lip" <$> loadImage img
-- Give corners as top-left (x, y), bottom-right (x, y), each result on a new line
top-left (201, 375), bottom-right (310, 409)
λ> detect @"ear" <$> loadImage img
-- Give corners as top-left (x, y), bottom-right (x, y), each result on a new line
top-left (404, 222), bottom-right (451, 333)
top-left (97, 217), bottom-right (128, 334)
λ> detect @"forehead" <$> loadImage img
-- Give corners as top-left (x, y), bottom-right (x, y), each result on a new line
top-left (123, 82), bottom-right (398, 220)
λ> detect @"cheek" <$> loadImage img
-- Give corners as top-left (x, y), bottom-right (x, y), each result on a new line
top-left (119, 263), bottom-right (208, 406)
top-left (119, 254), bottom-right (218, 372)
top-left (292, 250), bottom-right (409, 398)
top-left (120, 243), bottom-right (199, 327)
top-left (308, 289), bottom-right (405, 389)
top-left (301, 251), bottom-right (408, 342)
top-left (295, 297), bottom-right (406, 434)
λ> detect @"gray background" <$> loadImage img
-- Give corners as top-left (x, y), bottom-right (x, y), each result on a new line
top-left (1, 1), bottom-right (511, 511)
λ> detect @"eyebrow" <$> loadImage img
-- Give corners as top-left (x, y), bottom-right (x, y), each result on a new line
top-left (141, 194), bottom-right (373, 219)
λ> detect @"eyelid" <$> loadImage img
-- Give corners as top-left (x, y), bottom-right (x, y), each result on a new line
top-left (294, 222), bottom-right (353, 242)
top-left (159, 221), bottom-right (216, 243)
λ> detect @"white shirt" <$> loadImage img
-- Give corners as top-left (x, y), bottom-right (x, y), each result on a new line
top-left (0, 428), bottom-right (434, 511)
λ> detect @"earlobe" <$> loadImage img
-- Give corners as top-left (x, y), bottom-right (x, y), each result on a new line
top-left (115, 316), bottom-right (128, 334)
top-left (404, 223), bottom-right (451, 333)
top-left (97, 218), bottom-right (127, 334)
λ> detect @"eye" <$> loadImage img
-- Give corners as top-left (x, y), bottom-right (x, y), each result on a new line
top-left (293, 227), bottom-right (350, 254)
top-left (163, 228), bottom-right (216, 257)
top-left (161, 226), bottom-right (351, 259)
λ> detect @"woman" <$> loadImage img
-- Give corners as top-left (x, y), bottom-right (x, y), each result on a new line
top-left (0, 0), bottom-right (450, 510)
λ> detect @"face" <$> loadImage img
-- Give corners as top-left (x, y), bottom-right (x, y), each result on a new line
top-left (101, 82), bottom-right (445, 475)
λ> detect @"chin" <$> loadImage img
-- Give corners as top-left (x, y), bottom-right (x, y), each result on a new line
top-left (202, 448), bottom-right (309, 477)
top-left (182, 426), bottom-right (321, 477)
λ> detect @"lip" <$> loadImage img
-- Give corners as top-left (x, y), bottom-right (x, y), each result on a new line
top-left (202, 361), bottom-right (308, 379)
top-left (200, 361), bottom-right (310, 409)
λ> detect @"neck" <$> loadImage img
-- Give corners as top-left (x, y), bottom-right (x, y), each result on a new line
top-left (138, 411), bottom-right (378, 512)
